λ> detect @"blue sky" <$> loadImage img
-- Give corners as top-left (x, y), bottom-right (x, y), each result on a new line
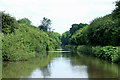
top-left (0, 0), bottom-right (116, 34)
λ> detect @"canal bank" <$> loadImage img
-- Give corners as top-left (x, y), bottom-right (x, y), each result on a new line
top-left (65, 45), bottom-right (120, 64)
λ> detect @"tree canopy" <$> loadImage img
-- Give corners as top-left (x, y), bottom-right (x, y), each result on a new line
top-left (17, 18), bottom-right (32, 25)
top-left (112, 0), bottom-right (120, 25)
top-left (38, 17), bottom-right (51, 32)
top-left (1, 12), bottom-right (19, 34)
top-left (70, 23), bottom-right (88, 35)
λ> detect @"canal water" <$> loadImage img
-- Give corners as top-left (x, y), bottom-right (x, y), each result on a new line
top-left (2, 49), bottom-right (119, 79)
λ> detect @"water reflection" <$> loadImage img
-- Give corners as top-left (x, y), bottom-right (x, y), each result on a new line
top-left (2, 53), bottom-right (55, 78)
top-left (48, 57), bottom-right (88, 78)
top-left (29, 66), bottom-right (51, 78)
top-left (70, 54), bottom-right (118, 78)
top-left (2, 49), bottom-right (119, 79)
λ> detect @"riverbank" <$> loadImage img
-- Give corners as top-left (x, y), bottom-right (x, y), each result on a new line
top-left (1, 12), bottom-right (61, 61)
top-left (65, 45), bottom-right (120, 64)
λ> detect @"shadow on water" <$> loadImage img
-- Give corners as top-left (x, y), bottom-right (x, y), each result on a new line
top-left (2, 48), bottom-right (119, 79)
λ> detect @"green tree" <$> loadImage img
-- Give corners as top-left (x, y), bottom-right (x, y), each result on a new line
top-left (70, 26), bottom-right (88, 45)
top-left (70, 23), bottom-right (88, 35)
top-left (70, 14), bottom-right (120, 46)
top-left (38, 17), bottom-right (51, 32)
top-left (87, 14), bottom-right (120, 46)
top-left (61, 31), bottom-right (71, 46)
top-left (17, 18), bottom-right (31, 25)
top-left (112, 0), bottom-right (120, 19)
top-left (112, 0), bottom-right (120, 24)
top-left (1, 12), bottom-right (19, 34)
top-left (61, 23), bottom-right (88, 46)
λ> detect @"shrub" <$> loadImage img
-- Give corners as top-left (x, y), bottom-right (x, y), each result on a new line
top-left (97, 46), bottom-right (119, 63)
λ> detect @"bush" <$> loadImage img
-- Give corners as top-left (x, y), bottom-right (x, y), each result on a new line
top-left (98, 46), bottom-right (120, 63)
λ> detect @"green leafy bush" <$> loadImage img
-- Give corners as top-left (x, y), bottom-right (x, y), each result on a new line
top-left (98, 46), bottom-right (119, 63)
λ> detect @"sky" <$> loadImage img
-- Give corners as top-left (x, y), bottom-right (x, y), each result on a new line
top-left (0, 0), bottom-right (116, 34)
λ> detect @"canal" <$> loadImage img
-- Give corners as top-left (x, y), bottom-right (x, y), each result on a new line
top-left (2, 49), bottom-right (119, 79)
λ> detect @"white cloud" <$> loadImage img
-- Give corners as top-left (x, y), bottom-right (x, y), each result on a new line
top-left (0, 0), bottom-right (116, 34)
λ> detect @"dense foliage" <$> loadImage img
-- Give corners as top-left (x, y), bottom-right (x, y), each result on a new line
top-left (70, 26), bottom-right (88, 45)
top-left (70, 14), bottom-right (120, 46)
top-left (97, 46), bottom-right (120, 63)
top-left (47, 32), bottom-right (61, 48)
top-left (61, 31), bottom-right (71, 46)
top-left (70, 23), bottom-right (88, 35)
top-left (1, 12), bottom-right (19, 34)
top-left (61, 23), bottom-right (87, 46)
top-left (88, 15), bottom-right (120, 46)
top-left (62, 1), bottom-right (120, 63)
top-left (2, 24), bottom-right (60, 61)
top-left (1, 12), bottom-right (61, 61)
